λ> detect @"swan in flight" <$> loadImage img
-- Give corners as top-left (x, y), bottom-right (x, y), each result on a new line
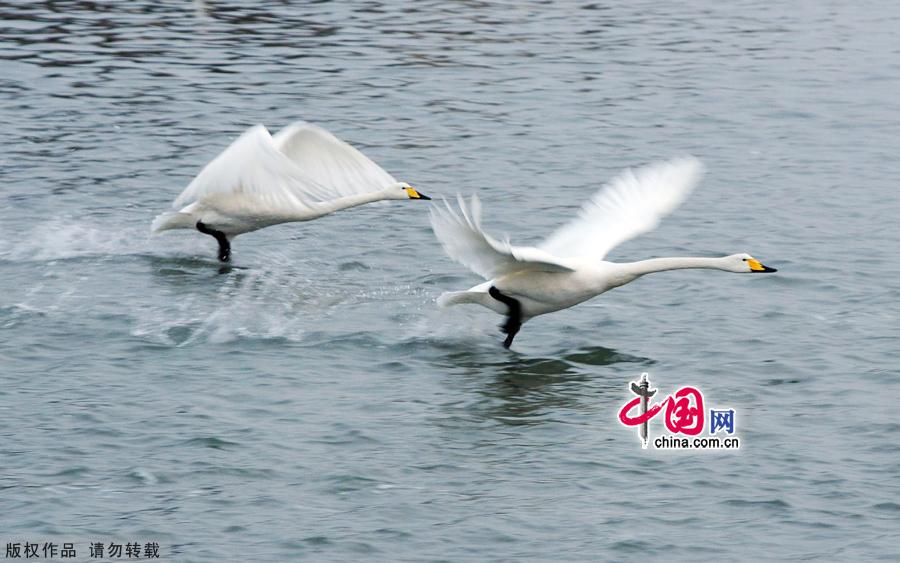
top-left (430, 157), bottom-right (776, 348)
top-left (152, 122), bottom-right (430, 261)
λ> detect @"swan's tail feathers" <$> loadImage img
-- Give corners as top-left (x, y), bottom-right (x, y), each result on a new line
top-left (152, 212), bottom-right (195, 234)
top-left (437, 290), bottom-right (487, 308)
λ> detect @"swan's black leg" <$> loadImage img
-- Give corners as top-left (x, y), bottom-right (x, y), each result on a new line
top-left (489, 286), bottom-right (522, 348)
top-left (196, 221), bottom-right (231, 262)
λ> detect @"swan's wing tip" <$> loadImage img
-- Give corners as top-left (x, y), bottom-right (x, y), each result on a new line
top-left (540, 156), bottom-right (707, 260)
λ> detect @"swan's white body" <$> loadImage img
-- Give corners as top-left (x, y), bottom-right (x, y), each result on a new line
top-left (430, 157), bottom-right (776, 346)
top-left (152, 122), bottom-right (427, 258)
top-left (437, 256), bottom-right (757, 318)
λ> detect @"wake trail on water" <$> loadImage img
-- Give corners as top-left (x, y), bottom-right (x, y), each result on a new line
top-left (0, 217), bottom-right (197, 263)
top-left (0, 218), bottom-right (487, 348)
top-left (133, 262), bottom-right (347, 346)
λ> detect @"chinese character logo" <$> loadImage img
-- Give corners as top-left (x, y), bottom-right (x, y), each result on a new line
top-left (618, 373), bottom-right (740, 450)
top-left (709, 409), bottom-right (735, 434)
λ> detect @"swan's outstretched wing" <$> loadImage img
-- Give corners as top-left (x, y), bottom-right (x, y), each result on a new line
top-left (272, 121), bottom-right (397, 197)
top-left (540, 157), bottom-right (704, 260)
top-left (172, 124), bottom-right (332, 211)
top-left (431, 195), bottom-right (575, 280)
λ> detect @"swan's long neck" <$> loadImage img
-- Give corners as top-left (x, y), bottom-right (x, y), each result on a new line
top-left (315, 189), bottom-right (393, 215)
top-left (284, 188), bottom-right (394, 221)
top-left (620, 256), bottom-right (729, 278)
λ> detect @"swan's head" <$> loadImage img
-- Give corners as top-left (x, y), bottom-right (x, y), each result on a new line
top-left (726, 253), bottom-right (777, 273)
top-left (394, 181), bottom-right (431, 201)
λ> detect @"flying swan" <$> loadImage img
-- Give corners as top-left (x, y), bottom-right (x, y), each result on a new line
top-left (430, 157), bottom-right (776, 348)
top-left (152, 122), bottom-right (429, 261)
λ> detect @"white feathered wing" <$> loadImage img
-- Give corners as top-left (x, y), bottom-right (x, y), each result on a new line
top-left (171, 124), bottom-right (329, 214)
top-left (540, 156), bottom-right (704, 260)
top-left (272, 121), bottom-right (398, 197)
top-left (430, 195), bottom-right (575, 280)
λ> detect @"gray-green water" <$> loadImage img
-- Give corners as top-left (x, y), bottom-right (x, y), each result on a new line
top-left (2, 1), bottom-right (899, 561)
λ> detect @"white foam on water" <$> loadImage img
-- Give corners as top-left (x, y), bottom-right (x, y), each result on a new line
top-left (130, 264), bottom-right (344, 346)
top-left (0, 217), bottom-right (182, 262)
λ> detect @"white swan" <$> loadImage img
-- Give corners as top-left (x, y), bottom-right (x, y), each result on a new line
top-left (430, 157), bottom-right (776, 348)
top-left (152, 122), bottom-right (429, 261)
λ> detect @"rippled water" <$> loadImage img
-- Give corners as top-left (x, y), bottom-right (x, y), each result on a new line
top-left (2, 1), bottom-right (899, 560)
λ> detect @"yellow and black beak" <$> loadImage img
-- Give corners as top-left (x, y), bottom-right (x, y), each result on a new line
top-left (405, 187), bottom-right (431, 200)
top-left (748, 259), bottom-right (777, 273)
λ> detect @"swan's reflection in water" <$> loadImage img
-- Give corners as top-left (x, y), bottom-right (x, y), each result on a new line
top-left (435, 345), bottom-right (653, 427)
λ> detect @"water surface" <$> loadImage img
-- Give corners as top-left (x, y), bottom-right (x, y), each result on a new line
top-left (1, 1), bottom-right (899, 560)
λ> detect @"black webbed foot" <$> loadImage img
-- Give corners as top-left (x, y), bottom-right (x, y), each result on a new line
top-left (196, 221), bottom-right (231, 262)
top-left (489, 286), bottom-right (522, 348)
